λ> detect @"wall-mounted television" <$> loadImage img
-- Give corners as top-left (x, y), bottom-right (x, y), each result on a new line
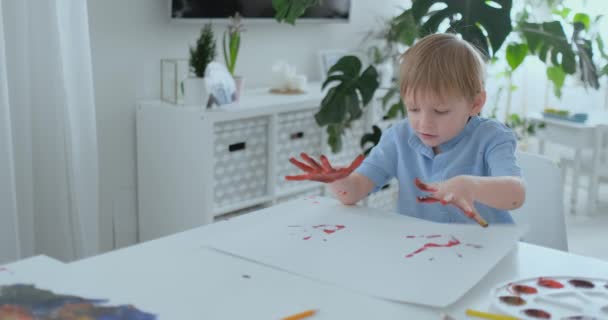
top-left (170, 0), bottom-right (351, 23)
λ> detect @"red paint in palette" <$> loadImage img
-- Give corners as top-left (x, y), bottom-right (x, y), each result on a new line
top-left (538, 277), bottom-right (564, 289)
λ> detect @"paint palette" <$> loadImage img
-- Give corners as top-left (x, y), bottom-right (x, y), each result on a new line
top-left (491, 276), bottom-right (608, 319)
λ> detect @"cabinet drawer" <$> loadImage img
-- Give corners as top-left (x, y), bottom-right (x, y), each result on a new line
top-left (213, 117), bottom-right (269, 209)
top-left (276, 109), bottom-right (323, 190)
top-left (325, 119), bottom-right (366, 167)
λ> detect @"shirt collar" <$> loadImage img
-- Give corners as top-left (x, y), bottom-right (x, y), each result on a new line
top-left (408, 116), bottom-right (481, 158)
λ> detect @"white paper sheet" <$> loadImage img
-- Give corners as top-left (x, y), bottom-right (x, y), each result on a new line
top-left (203, 197), bottom-right (525, 307)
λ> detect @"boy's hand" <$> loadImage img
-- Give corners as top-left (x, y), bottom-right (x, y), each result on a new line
top-left (414, 176), bottom-right (488, 227)
top-left (285, 153), bottom-right (364, 183)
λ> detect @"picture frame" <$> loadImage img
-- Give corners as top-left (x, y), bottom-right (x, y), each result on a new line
top-left (204, 62), bottom-right (236, 106)
top-left (318, 49), bottom-right (367, 82)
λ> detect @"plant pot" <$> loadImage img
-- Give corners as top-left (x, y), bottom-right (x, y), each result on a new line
top-left (183, 77), bottom-right (209, 106)
top-left (233, 76), bottom-right (245, 102)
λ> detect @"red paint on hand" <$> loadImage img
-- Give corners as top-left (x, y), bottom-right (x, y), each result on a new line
top-left (285, 154), bottom-right (364, 183)
top-left (414, 177), bottom-right (489, 228)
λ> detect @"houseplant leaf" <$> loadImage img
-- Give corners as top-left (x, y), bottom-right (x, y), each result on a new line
top-left (410, 0), bottom-right (513, 57)
top-left (572, 23), bottom-right (600, 90)
top-left (315, 55), bottom-right (379, 153)
top-left (546, 65), bottom-right (566, 98)
top-left (361, 125), bottom-right (383, 156)
top-left (506, 43), bottom-right (528, 71)
top-left (519, 21), bottom-right (576, 74)
top-left (272, 0), bottom-right (319, 25)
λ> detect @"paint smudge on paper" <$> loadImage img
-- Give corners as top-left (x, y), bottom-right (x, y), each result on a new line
top-left (289, 224), bottom-right (346, 241)
top-left (404, 234), bottom-right (482, 260)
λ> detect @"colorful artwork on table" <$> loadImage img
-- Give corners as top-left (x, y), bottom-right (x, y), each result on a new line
top-left (0, 284), bottom-right (156, 320)
top-left (203, 197), bottom-right (525, 307)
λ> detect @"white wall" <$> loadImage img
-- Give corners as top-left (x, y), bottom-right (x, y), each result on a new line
top-left (87, 0), bottom-right (406, 251)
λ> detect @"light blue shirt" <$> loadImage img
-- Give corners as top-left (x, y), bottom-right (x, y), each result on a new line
top-left (355, 116), bottom-right (521, 224)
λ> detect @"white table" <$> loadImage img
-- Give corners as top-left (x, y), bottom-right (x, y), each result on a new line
top-left (529, 111), bottom-right (608, 215)
top-left (3, 201), bottom-right (608, 319)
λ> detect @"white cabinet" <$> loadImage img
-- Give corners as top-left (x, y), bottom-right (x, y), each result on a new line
top-left (136, 85), bottom-right (400, 241)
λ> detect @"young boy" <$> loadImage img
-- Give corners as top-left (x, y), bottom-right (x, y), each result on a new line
top-left (286, 33), bottom-right (525, 227)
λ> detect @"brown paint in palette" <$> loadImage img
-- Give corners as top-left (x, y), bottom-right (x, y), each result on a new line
top-left (568, 279), bottom-right (595, 289)
top-left (510, 284), bottom-right (538, 295)
top-left (523, 309), bottom-right (551, 318)
top-left (499, 295), bottom-right (527, 306)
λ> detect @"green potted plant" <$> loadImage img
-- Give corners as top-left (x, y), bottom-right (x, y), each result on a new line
top-left (184, 23), bottom-right (217, 106)
top-left (275, 0), bottom-right (607, 154)
top-left (223, 13), bottom-right (245, 101)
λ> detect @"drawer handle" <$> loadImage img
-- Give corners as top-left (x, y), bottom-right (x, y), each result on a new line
top-left (290, 132), bottom-right (304, 140)
top-left (229, 142), bottom-right (246, 152)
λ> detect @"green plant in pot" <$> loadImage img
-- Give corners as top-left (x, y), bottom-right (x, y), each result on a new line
top-left (184, 23), bottom-right (217, 106)
top-left (224, 13), bottom-right (245, 101)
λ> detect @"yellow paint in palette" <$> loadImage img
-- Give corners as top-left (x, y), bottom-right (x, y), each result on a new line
top-left (466, 308), bottom-right (520, 320)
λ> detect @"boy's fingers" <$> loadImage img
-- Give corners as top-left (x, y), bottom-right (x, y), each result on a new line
top-left (285, 174), bottom-right (312, 181)
top-left (414, 177), bottom-right (438, 192)
top-left (319, 155), bottom-right (334, 173)
top-left (347, 154), bottom-right (365, 172)
top-left (441, 193), bottom-right (454, 205)
top-left (417, 195), bottom-right (440, 203)
top-left (300, 153), bottom-right (323, 172)
top-left (454, 199), bottom-right (488, 228)
top-left (289, 157), bottom-right (314, 172)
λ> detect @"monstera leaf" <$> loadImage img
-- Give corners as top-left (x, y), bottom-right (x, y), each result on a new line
top-left (361, 125), bottom-right (382, 156)
top-left (388, 10), bottom-right (418, 46)
top-left (519, 21), bottom-right (576, 74)
top-left (409, 0), bottom-right (513, 57)
top-left (572, 20), bottom-right (600, 90)
top-left (315, 56), bottom-right (379, 153)
top-left (272, 0), bottom-right (319, 25)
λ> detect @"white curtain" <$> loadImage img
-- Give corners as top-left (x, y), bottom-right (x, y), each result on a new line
top-left (0, 0), bottom-right (99, 263)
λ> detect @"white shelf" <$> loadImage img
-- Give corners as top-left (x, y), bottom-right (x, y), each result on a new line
top-left (136, 83), bottom-right (401, 242)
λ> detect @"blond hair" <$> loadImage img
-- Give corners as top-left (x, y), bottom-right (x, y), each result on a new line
top-left (399, 33), bottom-right (486, 104)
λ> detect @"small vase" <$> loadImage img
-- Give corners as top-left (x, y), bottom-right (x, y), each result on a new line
top-left (233, 76), bottom-right (245, 102)
top-left (183, 77), bottom-right (209, 106)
